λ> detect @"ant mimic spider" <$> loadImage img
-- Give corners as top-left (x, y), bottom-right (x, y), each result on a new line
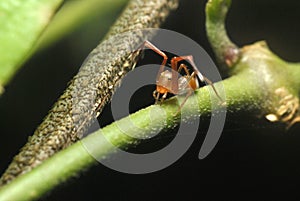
top-left (139, 41), bottom-right (221, 112)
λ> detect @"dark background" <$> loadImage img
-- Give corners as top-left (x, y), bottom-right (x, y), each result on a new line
top-left (1, 0), bottom-right (300, 200)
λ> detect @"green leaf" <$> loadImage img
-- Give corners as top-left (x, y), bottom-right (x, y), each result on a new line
top-left (36, 0), bottom-right (128, 50)
top-left (0, 0), bottom-right (63, 87)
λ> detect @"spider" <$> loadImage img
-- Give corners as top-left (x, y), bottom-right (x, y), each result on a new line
top-left (139, 40), bottom-right (221, 112)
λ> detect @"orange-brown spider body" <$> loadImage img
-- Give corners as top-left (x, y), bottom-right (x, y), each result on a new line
top-left (140, 41), bottom-right (220, 110)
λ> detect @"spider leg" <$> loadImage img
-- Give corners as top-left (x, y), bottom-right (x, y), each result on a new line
top-left (139, 40), bottom-right (168, 82)
top-left (178, 63), bottom-right (191, 76)
top-left (138, 41), bottom-right (171, 104)
top-left (153, 90), bottom-right (160, 104)
top-left (173, 55), bottom-right (223, 102)
top-left (201, 75), bottom-right (223, 102)
top-left (170, 55), bottom-right (196, 93)
top-left (174, 90), bottom-right (193, 116)
top-left (160, 92), bottom-right (168, 105)
top-left (177, 64), bottom-right (199, 92)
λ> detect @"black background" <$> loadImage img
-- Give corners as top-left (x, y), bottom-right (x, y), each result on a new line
top-left (1, 0), bottom-right (300, 200)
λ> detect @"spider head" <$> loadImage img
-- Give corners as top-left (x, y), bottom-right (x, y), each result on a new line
top-left (153, 70), bottom-right (173, 104)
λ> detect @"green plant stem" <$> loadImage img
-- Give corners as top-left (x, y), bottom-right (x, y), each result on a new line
top-left (206, 0), bottom-right (300, 121)
top-left (0, 53), bottom-right (300, 200)
top-left (0, 77), bottom-right (265, 201)
top-left (205, 0), bottom-right (240, 68)
top-left (0, 0), bottom-right (64, 90)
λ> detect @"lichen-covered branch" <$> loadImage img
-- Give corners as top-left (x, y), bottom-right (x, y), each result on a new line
top-left (0, 0), bottom-right (179, 186)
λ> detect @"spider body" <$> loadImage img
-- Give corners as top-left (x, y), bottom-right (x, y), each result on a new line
top-left (156, 68), bottom-right (199, 95)
top-left (140, 41), bottom-right (220, 110)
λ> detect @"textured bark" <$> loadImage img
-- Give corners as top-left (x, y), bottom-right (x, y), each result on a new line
top-left (0, 0), bottom-right (178, 186)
